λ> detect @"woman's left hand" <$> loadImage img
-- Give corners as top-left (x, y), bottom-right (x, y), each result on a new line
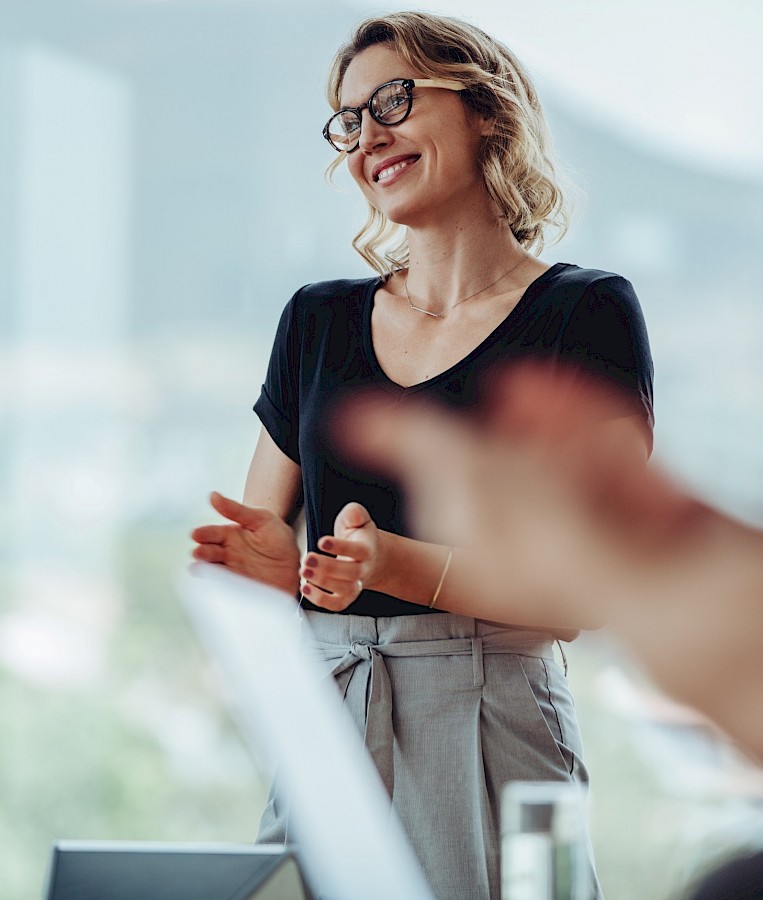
top-left (299, 502), bottom-right (384, 611)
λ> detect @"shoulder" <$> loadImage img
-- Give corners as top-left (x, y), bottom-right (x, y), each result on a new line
top-left (273, 277), bottom-right (382, 354)
top-left (548, 263), bottom-right (635, 297)
top-left (290, 277), bottom-right (381, 314)
top-left (274, 276), bottom-right (380, 341)
top-left (543, 263), bottom-right (641, 310)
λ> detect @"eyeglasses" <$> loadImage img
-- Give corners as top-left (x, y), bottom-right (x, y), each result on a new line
top-left (323, 77), bottom-right (464, 153)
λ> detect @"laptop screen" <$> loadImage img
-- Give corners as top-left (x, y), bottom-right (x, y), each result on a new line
top-left (180, 563), bottom-right (435, 900)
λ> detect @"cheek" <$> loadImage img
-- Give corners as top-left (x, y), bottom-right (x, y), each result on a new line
top-left (347, 156), bottom-right (376, 201)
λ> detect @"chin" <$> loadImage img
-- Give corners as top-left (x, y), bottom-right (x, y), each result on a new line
top-left (374, 198), bottom-right (428, 228)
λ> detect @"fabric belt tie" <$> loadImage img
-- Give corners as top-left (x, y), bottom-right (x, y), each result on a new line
top-left (306, 632), bottom-right (554, 798)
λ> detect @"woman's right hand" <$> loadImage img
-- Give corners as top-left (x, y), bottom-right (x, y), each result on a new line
top-left (191, 491), bottom-right (301, 595)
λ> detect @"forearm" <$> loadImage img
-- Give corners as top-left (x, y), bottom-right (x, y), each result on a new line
top-left (243, 426), bottom-right (303, 522)
top-left (370, 531), bottom-right (451, 608)
top-left (371, 530), bottom-right (590, 633)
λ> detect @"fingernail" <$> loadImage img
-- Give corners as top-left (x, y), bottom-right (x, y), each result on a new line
top-left (320, 539), bottom-right (334, 551)
top-left (306, 555), bottom-right (318, 567)
top-left (302, 585), bottom-right (312, 596)
top-left (302, 568), bottom-right (314, 579)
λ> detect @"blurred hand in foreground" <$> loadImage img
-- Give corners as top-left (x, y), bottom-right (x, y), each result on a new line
top-left (337, 362), bottom-right (763, 757)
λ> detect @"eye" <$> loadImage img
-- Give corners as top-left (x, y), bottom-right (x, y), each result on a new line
top-left (372, 84), bottom-right (409, 121)
top-left (337, 112), bottom-right (361, 136)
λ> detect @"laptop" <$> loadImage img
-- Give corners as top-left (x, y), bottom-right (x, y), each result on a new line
top-left (44, 565), bottom-right (433, 900)
top-left (177, 563), bottom-right (435, 900)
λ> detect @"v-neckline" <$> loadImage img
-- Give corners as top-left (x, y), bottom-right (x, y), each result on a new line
top-left (361, 262), bottom-right (567, 395)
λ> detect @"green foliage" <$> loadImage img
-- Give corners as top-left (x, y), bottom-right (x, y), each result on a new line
top-left (0, 527), bottom-right (267, 900)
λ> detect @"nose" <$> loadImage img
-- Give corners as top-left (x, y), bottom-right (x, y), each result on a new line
top-left (358, 108), bottom-right (391, 153)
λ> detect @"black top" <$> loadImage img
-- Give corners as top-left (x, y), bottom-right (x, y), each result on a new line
top-left (254, 262), bottom-right (654, 616)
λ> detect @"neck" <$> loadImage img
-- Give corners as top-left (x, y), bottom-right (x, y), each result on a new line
top-left (404, 206), bottom-right (527, 310)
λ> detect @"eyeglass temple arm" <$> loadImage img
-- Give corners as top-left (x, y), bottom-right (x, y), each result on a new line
top-left (411, 78), bottom-right (464, 91)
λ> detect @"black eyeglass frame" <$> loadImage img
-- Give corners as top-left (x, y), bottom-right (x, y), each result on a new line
top-left (323, 77), bottom-right (464, 153)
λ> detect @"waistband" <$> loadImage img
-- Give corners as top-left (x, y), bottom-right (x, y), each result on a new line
top-left (299, 609), bottom-right (556, 797)
top-left (301, 608), bottom-right (556, 658)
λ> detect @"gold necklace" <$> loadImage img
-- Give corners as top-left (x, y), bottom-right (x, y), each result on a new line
top-left (404, 251), bottom-right (529, 318)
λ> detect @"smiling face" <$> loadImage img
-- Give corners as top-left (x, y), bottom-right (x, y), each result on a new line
top-left (339, 43), bottom-right (491, 228)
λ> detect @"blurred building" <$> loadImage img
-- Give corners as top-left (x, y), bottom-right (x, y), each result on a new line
top-left (2, 1), bottom-right (760, 529)
top-left (0, 5), bottom-right (761, 898)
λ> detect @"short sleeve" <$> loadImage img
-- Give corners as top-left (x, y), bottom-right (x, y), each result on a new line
top-left (253, 287), bottom-right (305, 464)
top-left (560, 275), bottom-right (655, 430)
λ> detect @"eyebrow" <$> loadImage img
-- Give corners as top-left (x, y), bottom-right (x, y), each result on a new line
top-left (338, 76), bottom-right (407, 110)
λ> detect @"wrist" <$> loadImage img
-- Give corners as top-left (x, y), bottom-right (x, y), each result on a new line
top-left (365, 529), bottom-right (393, 593)
top-left (273, 542), bottom-right (301, 596)
top-left (287, 572), bottom-right (302, 596)
top-left (429, 547), bottom-right (453, 610)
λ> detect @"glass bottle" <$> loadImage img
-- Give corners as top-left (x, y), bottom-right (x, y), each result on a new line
top-left (501, 781), bottom-right (592, 900)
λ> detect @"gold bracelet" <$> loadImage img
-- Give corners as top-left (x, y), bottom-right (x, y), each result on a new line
top-left (429, 548), bottom-right (453, 609)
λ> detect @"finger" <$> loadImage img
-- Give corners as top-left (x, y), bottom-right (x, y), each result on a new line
top-left (301, 572), bottom-right (355, 596)
top-left (191, 524), bottom-right (230, 544)
top-left (300, 552), bottom-right (363, 586)
top-left (316, 536), bottom-right (373, 562)
top-left (336, 401), bottom-right (473, 544)
top-left (332, 395), bottom-right (417, 473)
top-left (493, 366), bottom-right (709, 546)
top-left (300, 579), bottom-right (357, 613)
top-left (486, 365), bottom-right (629, 492)
top-left (192, 544), bottom-right (229, 564)
top-left (339, 397), bottom-right (458, 485)
top-left (209, 492), bottom-right (275, 530)
top-left (489, 362), bottom-right (630, 443)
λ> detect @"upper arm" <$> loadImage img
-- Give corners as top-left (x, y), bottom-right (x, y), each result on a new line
top-left (243, 426), bottom-right (303, 522)
top-left (561, 275), bottom-right (655, 434)
top-left (247, 289), bottom-right (306, 520)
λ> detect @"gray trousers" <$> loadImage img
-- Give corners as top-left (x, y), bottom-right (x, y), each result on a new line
top-left (257, 610), bottom-right (597, 900)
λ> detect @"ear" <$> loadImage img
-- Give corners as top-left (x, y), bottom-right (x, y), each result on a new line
top-left (477, 115), bottom-right (495, 137)
top-left (466, 106), bottom-right (495, 138)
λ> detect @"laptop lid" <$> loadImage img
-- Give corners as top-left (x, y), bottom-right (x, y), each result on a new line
top-left (180, 563), bottom-right (435, 900)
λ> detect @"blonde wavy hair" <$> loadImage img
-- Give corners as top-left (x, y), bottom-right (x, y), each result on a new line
top-left (326, 11), bottom-right (571, 277)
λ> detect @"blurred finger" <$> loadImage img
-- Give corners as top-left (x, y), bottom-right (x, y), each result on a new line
top-left (191, 524), bottom-right (229, 544)
top-left (333, 395), bottom-right (434, 475)
top-left (209, 491), bottom-right (275, 530)
top-left (192, 544), bottom-right (228, 564)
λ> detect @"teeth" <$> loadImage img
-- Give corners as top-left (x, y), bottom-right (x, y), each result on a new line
top-left (377, 159), bottom-right (416, 182)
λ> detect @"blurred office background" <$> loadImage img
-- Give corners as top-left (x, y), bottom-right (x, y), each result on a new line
top-left (1, 1), bottom-right (762, 897)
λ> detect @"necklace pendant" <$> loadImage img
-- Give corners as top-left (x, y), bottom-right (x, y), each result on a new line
top-left (409, 304), bottom-right (440, 318)
top-left (403, 251), bottom-right (529, 320)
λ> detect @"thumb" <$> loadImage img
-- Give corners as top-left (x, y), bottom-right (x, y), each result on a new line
top-left (209, 491), bottom-right (275, 530)
top-left (334, 501), bottom-right (372, 535)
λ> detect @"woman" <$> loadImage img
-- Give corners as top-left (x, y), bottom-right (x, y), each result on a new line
top-left (192, 12), bottom-right (654, 899)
